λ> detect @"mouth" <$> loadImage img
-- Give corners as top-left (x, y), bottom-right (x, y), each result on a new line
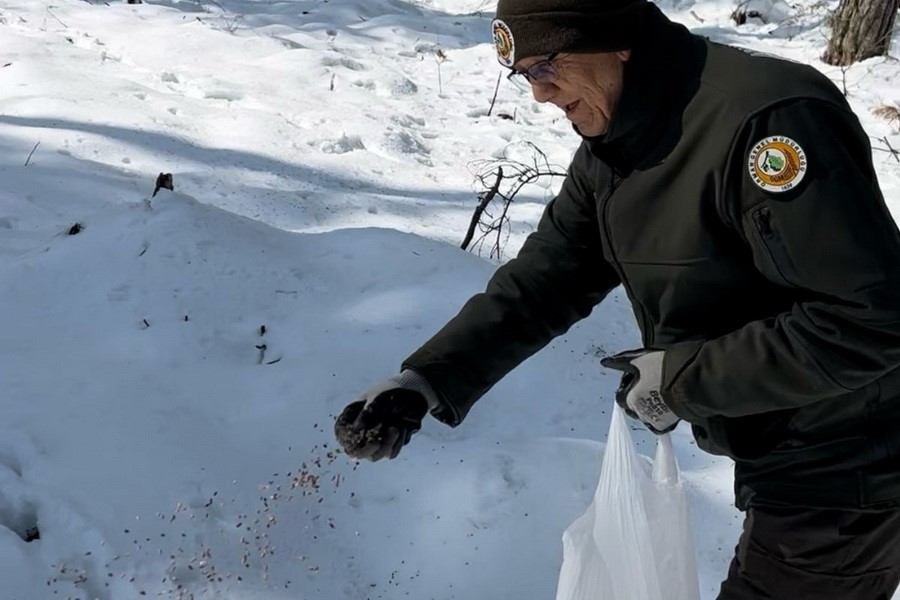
top-left (564, 100), bottom-right (579, 114)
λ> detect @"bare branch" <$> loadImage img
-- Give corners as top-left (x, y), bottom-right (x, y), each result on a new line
top-left (462, 167), bottom-right (502, 250)
top-left (875, 136), bottom-right (900, 163)
top-left (463, 142), bottom-right (567, 259)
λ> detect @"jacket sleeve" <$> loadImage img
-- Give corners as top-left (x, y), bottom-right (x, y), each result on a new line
top-left (402, 144), bottom-right (620, 426)
top-left (662, 98), bottom-right (900, 421)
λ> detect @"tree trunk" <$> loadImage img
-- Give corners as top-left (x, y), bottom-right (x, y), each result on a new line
top-left (823, 0), bottom-right (899, 66)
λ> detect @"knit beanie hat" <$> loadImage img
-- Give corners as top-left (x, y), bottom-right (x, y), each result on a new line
top-left (492, 0), bottom-right (651, 68)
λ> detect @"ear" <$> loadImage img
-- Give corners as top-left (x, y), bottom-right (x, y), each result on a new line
top-left (616, 50), bottom-right (632, 62)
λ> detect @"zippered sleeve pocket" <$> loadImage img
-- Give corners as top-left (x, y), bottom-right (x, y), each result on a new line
top-left (746, 204), bottom-right (801, 288)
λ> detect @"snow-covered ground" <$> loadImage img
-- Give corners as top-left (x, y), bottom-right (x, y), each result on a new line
top-left (0, 0), bottom-right (897, 598)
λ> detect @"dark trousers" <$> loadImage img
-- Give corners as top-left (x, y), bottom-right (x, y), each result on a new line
top-left (717, 505), bottom-right (900, 600)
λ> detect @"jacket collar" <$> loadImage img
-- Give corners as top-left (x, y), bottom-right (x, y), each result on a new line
top-left (583, 6), bottom-right (707, 175)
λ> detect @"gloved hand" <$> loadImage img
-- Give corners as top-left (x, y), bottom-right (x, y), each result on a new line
top-left (334, 370), bottom-right (440, 461)
top-left (600, 349), bottom-right (680, 434)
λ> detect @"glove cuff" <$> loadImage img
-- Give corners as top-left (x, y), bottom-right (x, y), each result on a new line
top-left (394, 369), bottom-right (443, 415)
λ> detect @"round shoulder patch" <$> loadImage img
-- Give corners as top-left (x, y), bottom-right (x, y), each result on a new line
top-left (492, 19), bottom-right (515, 68)
top-left (747, 136), bottom-right (807, 193)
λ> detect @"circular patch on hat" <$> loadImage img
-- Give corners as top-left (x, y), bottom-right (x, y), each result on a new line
top-left (747, 136), bottom-right (807, 193)
top-left (492, 19), bottom-right (515, 68)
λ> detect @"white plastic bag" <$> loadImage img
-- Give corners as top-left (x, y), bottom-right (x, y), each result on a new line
top-left (555, 404), bottom-right (701, 600)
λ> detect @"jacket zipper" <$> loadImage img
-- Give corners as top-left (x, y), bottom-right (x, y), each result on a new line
top-left (751, 205), bottom-right (794, 286)
top-left (753, 205), bottom-right (775, 239)
top-left (599, 170), bottom-right (654, 346)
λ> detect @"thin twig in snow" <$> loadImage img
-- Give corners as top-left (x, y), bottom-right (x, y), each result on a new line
top-left (881, 136), bottom-right (900, 163)
top-left (46, 8), bottom-right (67, 28)
top-left (24, 142), bottom-right (40, 166)
top-left (435, 49), bottom-right (447, 96)
top-left (487, 71), bottom-right (502, 117)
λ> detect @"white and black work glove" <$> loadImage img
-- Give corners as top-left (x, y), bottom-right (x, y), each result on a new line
top-left (334, 370), bottom-right (441, 461)
top-left (601, 349), bottom-right (680, 435)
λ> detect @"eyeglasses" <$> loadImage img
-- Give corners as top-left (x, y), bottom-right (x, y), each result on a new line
top-left (507, 53), bottom-right (560, 92)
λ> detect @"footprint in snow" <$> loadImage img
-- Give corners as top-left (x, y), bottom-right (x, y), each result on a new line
top-left (313, 134), bottom-right (366, 155)
top-left (321, 55), bottom-right (368, 72)
top-left (160, 71), bottom-right (244, 103)
top-left (0, 437), bottom-right (154, 600)
top-left (201, 87), bottom-right (243, 102)
top-left (271, 36), bottom-right (306, 50)
top-left (0, 446), bottom-right (39, 543)
top-left (107, 282), bottom-right (131, 302)
top-left (382, 130), bottom-right (432, 165)
top-left (352, 79), bottom-right (377, 91)
top-left (390, 77), bottom-right (418, 96)
top-left (393, 114), bottom-right (425, 128)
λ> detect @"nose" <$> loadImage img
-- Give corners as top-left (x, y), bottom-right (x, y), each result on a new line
top-left (530, 80), bottom-right (556, 103)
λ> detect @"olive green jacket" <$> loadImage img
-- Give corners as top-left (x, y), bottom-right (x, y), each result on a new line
top-left (404, 7), bottom-right (900, 509)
